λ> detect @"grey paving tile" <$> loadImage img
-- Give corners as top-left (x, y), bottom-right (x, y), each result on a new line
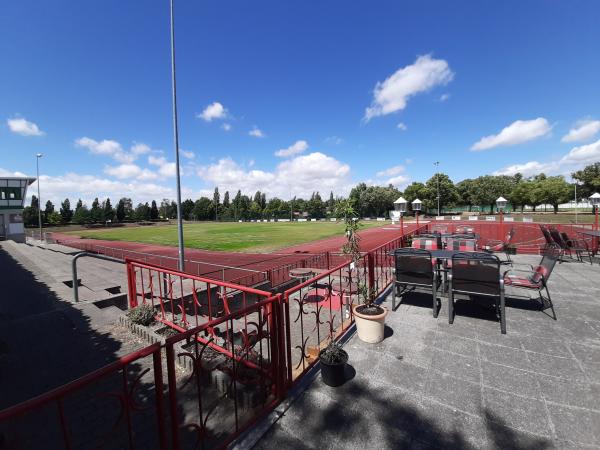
top-left (580, 361), bottom-right (600, 384)
top-left (412, 398), bottom-right (489, 449)
top-left (527, 352), bottom-right (587, 382)
top-left (482, 387), bottom-right (552, 436)
top-left (482, 421), bottom-right (556, 450)
top-left (479, 341), bottom-right (532, 371)
top-left (275, 388), bottom-right (362, 449)
top-left (424, 372), bottom-right (483, 415)
top-left (429, 348), bottom-right (480, 383)
top-left (374, 353), bottom-right (429, 395)
top-left (253, 423), bottom-right (313, 449)
top-left (481, 361), bottom-right (542, 399)
top-left (547, 403), bottom-right (600, 447)
top-left (569, 342), bottom-right (600, 366)
top-left (434, 331), bottom-right (478, 358)
top-left (538, 375), bottom-right (600, 411)
top-left (520, 336), bottom-right (572, 358)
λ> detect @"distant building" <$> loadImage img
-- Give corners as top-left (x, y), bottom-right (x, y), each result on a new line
top-left (0, 177), bottom-right (36, 243)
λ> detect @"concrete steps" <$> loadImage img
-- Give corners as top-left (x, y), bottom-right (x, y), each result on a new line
top-left (1, 241), bottom-right (128, 304)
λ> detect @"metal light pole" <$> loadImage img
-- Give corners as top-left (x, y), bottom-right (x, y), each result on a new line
top-left (412, 198), bottom-right (422, 229)
top-left (170, 0), bottom-right (185, 271)
top-left (434, 161), bottom-right (440, 217)
top-left (574, 182), bottom-right (578, 224)
top-left (496, 197), bottom-right (507, 240)
top-left (36, 153), bottom-right (43, 241)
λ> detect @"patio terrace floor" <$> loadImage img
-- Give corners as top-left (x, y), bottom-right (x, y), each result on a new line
top-left (255, 254), bottom-right (600, 449)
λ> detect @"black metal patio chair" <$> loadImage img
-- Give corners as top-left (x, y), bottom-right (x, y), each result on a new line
top-left (503, 243), bottom-right (560, 320)
top-left (393, 248), bottom-right (441, 317)
top-left (449, 252), bottom-right (506, 334)
top-left (482, 227), bottom-right (515, 264)
top-left (560, 231), bottom-right (593, 264)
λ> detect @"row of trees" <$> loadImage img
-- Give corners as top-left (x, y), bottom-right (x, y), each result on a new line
top-left (22, 189), bottom-right (339, 226)
top-left (21, 162), bottom-right (600, 226)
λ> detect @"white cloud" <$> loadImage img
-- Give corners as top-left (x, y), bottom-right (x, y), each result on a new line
top-left (249, 126), bottom-right (265, 138)
top-left (560, 139), bottom-right (600, 165)
top-left (6, 117), bottom-right (45, 136)
top-left (375, 165), bottom-right (409, 187)
top-left (75, 137), bottom-right (146, 164)
top-left (275, 140), bottom-right (309, 158)
top-left (440, 93), bottom-right (451, 102)
top-left (397, 122), bottom-right (407, 131)
top-left (470, 118), bottom-right (552, 151)
top-left (197, 152), bottom-right (352, 199)
top-left (376, 165), bottom-right (405, 178)
top-left (561, 120), bottom-right (600, 143)
top-left (148, 155), bottom-right (167, 166)
top-left (131, 143), bottom-right (151, 155)
top-left (24, 172), bottom-right (177, 206)
top-left (324, 136), bottom-right (343, 145)
top-left (386, 174), bottom-right (410, 187)
top-left (181, 150), bottom-right (195, 159)
top-left (364, 54), bottom-right (454, 121)
top-left (493, 161), bottom-right (558, 177)
top-left (197, 158), bottom-right (276, 194)
top-left (104, 164), bottom-right (143, 179)
top-left (493, 138), bottom-right (600, 178)
top-left (0, 167), bottom-right (28, 177)
top-left (148, 155), bottom-right (176, 177)
top-left (198, 102), bottom-right (228, 122)
top-left (221, 123), bottom-right (232, 131)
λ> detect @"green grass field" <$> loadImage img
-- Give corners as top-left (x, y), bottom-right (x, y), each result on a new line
top-left (67, 221), bottom-right (385, 252)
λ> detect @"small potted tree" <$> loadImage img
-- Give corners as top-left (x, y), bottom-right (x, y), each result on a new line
top-left (337, 200), bottom-right (388, 344)
top-left (318, 340), bottom-right (349, 387)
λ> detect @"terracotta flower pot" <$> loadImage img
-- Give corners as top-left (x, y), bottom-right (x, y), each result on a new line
top-left (352, 304), bottom-right (388, 344)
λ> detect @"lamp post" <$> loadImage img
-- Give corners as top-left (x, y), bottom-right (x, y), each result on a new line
top-left (36, 153), bottom-right (43, 242)
top-left (590, 192), bottom-right (600, 255)
top-left (169, 0), bottom-right (185, 271)
top-left (574, 182), bottom-right (578, 224)
top-left (412, 198), bottom-right (422, 229)
top-left (496, 196), bottom-right (507, 240)
top-left (394, 196), bottom-right (407, 237)
top-left (434, 161), bottom-right (440, 217)
top-left (590, 193), bottom-right (600, 231)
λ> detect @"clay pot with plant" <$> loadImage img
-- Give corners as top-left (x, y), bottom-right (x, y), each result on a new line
top-left (336, 200), bottom-right (388, 344)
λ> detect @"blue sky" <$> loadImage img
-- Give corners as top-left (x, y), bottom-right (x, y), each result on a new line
top-left (2, 0), bottom-right (600, 205)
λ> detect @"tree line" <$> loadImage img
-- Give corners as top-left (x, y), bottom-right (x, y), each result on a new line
top-left (21, 162), bottom-right (600, 227)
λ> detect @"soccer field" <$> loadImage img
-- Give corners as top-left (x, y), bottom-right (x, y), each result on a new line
top-left (68, 221), bottom-right (386, 252)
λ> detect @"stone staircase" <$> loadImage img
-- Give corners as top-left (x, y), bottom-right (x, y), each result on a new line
top-left (1, 240), bottom-right (128, 305)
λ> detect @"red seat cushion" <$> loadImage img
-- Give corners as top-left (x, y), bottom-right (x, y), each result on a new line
top-left (504, 273), bottom-right (541, 289)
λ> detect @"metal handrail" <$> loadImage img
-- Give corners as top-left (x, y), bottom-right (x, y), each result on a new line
top-left (71, 251), bottom-right (124, 303)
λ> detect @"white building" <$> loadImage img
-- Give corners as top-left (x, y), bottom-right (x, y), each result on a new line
top-left (0, 177), bottom-right (36, 243)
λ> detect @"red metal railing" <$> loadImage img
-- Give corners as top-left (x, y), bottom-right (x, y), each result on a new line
top-left (0, 343), bottom-right (167, 450)
top-left (420, 220), bottom-right (596, 254)
top-left (164, 295), bottom-right (284, 449)
top-left (126, 259), bottom-right (275, 334)
top-left (281, 224), bottom-right (427, 385)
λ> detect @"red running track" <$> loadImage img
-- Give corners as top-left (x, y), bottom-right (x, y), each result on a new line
top-left (50, 223), bottom-right (415, 286)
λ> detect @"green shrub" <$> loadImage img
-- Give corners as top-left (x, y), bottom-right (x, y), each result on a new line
top-left (127, 304), bottom-right (156, 326)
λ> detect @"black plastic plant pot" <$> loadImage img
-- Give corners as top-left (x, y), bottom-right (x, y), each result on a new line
top-left (319, 350), bottom-right (348, 387)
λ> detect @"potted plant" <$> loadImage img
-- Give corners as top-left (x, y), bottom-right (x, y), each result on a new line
top-left (352, 284), bottom-right (388, 344)
top-left (336, 200), bottom-right (388, 344)
top-left (318, 341), bottom-right (348, 387)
